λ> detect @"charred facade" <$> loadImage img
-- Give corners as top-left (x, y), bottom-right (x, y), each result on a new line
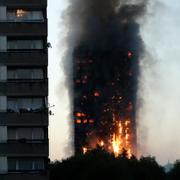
top-left (65, 0), bottom-right (146, 155)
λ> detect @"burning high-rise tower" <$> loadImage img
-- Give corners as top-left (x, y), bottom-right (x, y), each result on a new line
top-left (73, 47), bottom-right (138, 156)
top-left (64, 0), bottom-right (147, 157)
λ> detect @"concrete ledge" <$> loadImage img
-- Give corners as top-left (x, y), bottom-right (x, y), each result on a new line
top-left (0, 173), bottom-right (49, 180)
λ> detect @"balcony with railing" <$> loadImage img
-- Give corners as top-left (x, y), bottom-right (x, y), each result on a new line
top-left (0, 21), bottom-right (47, 36)
top-left (0, 51), bottom-right (48, 66)
top-left (0, 111), bottom-right (48, 126)
top-left (0, 142), bottom-right (48, 156)
top-left (0, 0), bottom-right (47, 7)
top-left (0, 80), bottom-right (48, 96)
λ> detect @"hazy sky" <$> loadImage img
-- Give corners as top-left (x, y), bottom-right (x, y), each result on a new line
top-left (48, 0), bottom-right (70, 160)
top-left (138, 0), bottom-right (180, 164)
top-left (48, 0), bottom-right (180, 164)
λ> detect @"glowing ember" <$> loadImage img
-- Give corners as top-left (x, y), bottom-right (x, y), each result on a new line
top-left (127, 149), bottom-right (132, 159)
top-left (76, 112), bottom-right (86, 118)
top-left (76, 119), bottom-right (81, 124)
top-left (82, 147), bottom-right (88, 154)
top-left (128, 51), bottom-right (133, 58)
top-left (81, 113), bottom-right (86, 117)
top-left (89, 119), bottom-right (94, 124)
top-left (94, 91), bottom-right (100, 97)
top-left (83, 119), bottom-right (88, 124)
top-left (100, 140), bottom-right (104, 147)
top-left (16, 9), bottom-right (27, 17)
top-left (75, 79), bottom-right (81, 84)
top-left (125, 120), bottom-right (130, 127)
top-left (127, 102), bottom-right (133, 111)
top-left (76, 112), bottom-right (82, 117)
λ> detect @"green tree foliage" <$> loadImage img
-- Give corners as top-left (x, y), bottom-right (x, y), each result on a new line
top-left (49, 148), bottom-right (166, 180)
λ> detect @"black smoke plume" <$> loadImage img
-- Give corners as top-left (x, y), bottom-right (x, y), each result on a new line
top-left (63, 0), bottom-right (148, 154)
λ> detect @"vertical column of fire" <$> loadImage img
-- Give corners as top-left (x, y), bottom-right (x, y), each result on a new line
top-left (111, 115), bottom-right (132, 158)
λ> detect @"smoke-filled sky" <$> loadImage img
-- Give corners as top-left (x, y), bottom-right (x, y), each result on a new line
top-left (48, 0), bottom-right (180, 165)
top-left (138, 0), bottom-right (180, 164)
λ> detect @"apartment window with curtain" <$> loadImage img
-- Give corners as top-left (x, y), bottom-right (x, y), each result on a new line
top-left (8, 127), bottom-right (45, 141)
top-left (7, 40), bottom-right (43, 50)
top-left (19, 159), bottom-right (32, 171)
top-left (7, 97), bottom-right (45, 113)
top-left (8, 158), bottom-right (45, 172)
top-left (7, 68), bottom-right (44, 80)
top-left (7, 9), bottom-right (44, 22)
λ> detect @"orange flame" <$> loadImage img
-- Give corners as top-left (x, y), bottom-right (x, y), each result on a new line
top-left (94, 91), bottom-right (100, 97)
top-left (76, 119), bottom-right (81, 124)
top-left (81, 114), bottom-right (133, 159)
top-left (111, 115), bottom-right (132, 158)
top-left (112, 132), bottom-right (122, 157)
top-left (76, 112), bottom-right (82, 117)
top-left (128, 51), bottom-right (133, 58)
top-left (99, 140), bottom-right (104, 147)
top-left (89, 119), bottom-right (95, 124)
top-left (82, 147), bottom-right (88, 154)
top-left (83, 119), bottom-right (88, 124)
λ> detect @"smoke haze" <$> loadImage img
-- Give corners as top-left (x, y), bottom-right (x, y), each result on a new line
top-left (61, 0), bottom-right (180, 164)
top-left (138, 0), bottom-right (180, 164)
top-left (62, 0), bottom-right (148, 155)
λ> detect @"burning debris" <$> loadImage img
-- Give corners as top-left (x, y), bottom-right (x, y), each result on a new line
top-left (64, 0), bottom-right (147, 157)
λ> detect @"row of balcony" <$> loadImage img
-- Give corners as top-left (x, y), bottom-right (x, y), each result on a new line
top-left (0, 112), bottom-right (48, 126)
top-left (0, 0), bottom-right (47, 7)
top-left (0, 80), bottom-right (48, 96)
top-left (0, 22), bottom-right (47, 36)
top-left (0, 51), bottom-right (47, 66)
top-left (0, 174), bottom-right (48, 180)
top-left (0, 142), bottom-right (48, 156)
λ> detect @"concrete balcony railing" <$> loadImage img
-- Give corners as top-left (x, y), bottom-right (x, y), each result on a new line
top-left (0, 142), bottom-right (48, 156)
top-left (0, 112), bottom-right (48, 126)
top-left (0, 0), bottom-right (47, 7)
top-left (0, 80), bottom-right (48, 96)
top-left (0, 21), bottom-right (47, 36)
top-left (0, 174), bottom-right (49, 180)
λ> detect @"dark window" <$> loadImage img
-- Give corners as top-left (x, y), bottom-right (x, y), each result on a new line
top-left (7, 68), bottom-right (44, 80)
